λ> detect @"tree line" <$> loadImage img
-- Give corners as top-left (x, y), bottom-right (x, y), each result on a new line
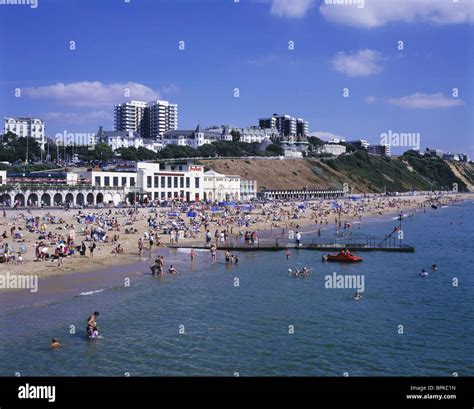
top-left (0, 131), bottom-right (284, 163)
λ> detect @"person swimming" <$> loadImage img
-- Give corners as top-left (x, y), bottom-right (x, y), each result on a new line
top-left (168, 265), bottom-right (178, 274)
top-left (353, 290), bottom-right (363, 300)
top-left (420, 269), bottom-right (428, 277)
top-left (51, 337), bottom-right (61, 349)
top-left (432, 264), bottom-right (437, 271)
top-left (86, 311), bottom-right (100, 338)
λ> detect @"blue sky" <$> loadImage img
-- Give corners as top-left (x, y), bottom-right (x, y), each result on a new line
top-left (0, 0), bottom-right (473, 155)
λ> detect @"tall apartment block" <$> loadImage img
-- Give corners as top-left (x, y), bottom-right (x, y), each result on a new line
top-left (114, 100), bottom-right (178, 138)
top-left (296, 118), bottom-right (309, 137)
top-left (258, 114), bottom-right (308, 137)
top-left (114, 100), bottom-right (148, 136)
top-left (147, 100), bottom-right (178, 138)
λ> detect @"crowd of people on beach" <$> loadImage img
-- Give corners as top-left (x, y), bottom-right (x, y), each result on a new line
top-left (0, 192), bottom-right (464, 276)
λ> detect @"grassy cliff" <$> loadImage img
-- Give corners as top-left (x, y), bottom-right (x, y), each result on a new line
top-left (199, 151), bottom-right (474, 193)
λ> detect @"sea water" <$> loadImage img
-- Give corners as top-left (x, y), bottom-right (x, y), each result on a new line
top-left (0, 201), bottom-right (472, 376)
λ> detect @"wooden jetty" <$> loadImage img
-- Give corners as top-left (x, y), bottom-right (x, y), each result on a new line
top-left (169, 235), bottom-right (415, 253)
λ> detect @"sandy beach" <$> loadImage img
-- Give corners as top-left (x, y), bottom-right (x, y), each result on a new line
top-left (0, 192), bottom-right (471, 285)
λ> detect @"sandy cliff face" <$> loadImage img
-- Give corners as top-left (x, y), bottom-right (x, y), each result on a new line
top-left (447, 162), bottom-right (474, 191)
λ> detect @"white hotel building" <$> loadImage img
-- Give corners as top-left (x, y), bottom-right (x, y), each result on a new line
top-left (80, 162), bottom-right (244, 204)
top-left (96, 127), bottom-right (164, 153)
top-left (162, 125), bottom-right (231, 148)
top-left (4, 117), bottom-right (45, 148)
top-left (83, 162), bottom-right (205, 203)
top-left (203, 170), bottom-right (240, 202)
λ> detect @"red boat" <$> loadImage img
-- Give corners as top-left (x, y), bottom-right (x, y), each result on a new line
top-left (323, 251), bottom-right (362, 263)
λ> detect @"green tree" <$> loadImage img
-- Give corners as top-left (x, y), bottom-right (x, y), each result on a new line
top-left (265, 143), bottom-right (284, 156)
top-left (230, 130), bottom-right (241, 142)
top-left (158, 145), bottom-right (198, 159)
top-left (115, 147), bottom-right (138, 161)
top-left (0, 132), bottom-right (42, 162)
top-left (197, 143), bottom-right (217, 157)
top-left (136, 146), bottom-right (157, 160)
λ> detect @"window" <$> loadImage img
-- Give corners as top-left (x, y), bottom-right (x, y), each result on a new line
top-left (186, 177), bottom-right (190, 188)
top-left (147, 176), bottom-right (152, 188)
top-left (174, 191), bottom-right (178, 198)
top-left (130, 177), bottom-right (135, 187)
top-left (95, 176), bottom-right (100, 186)
top-left (113, 177), bottom-right (119, 187)
top-left (154, 192), bottom-right (158, 200)
top-left (154, 176), bottom-right (159, 188)
top-left (161, 176), bottom-right (165, 187)
top-left (174, 177), bottom-right (178, 188)
top-left (161, 192), bottom-right (165, 199)
top-left (167, 192), bottom-right (172, 199)
top-left (122, 177), bottom-right (127, 186)
top-left (195, 177), bottom-right (200, 188)
top-left (167, 177), bottom-right (172, 188)
top-left (104, 176), bottom-right (110, 186)
top-left (180, 177), bottom-right (184, 188)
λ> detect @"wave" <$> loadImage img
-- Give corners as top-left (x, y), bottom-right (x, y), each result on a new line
top-left (176, 248), bottom-right (209, 253)
top-left (79, 289), bottom-right (105, 296)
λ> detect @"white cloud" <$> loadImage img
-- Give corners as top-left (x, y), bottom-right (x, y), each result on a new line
top-left (364, 96), bottom-right (378, 104)
top-left (331, 49), bottom-right (383, 77)
top-left (160, 83), bottom-right (181, 95)
top-left (23, 81), bottom-right (161, 107)
top-left (387, 92), bottom-right (464, 109)
top-left (42, 111), bottom-right (111, 124)
top-left (320, 0), bottom-right (474, 29)
top-left (270, 0), bottom-right (314, 18)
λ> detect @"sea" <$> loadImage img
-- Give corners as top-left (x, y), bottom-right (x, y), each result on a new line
top-left (0, 200), bottom-right (473, 376)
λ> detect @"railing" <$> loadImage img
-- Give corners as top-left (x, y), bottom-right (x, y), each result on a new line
top-left (219, 234), bottom-right (406, 250)
top-left (0, 184), bottom-right (125, 192)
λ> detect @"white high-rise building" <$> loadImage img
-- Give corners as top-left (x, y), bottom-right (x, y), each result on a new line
top-left (114, 100), bottom-right (148, 135)
top-left (4, 117), bottom-right (45, 147)
top-left (147, 100), bottom-right (178, 138)
top-left (114, 100), bottom-right (178, 138)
